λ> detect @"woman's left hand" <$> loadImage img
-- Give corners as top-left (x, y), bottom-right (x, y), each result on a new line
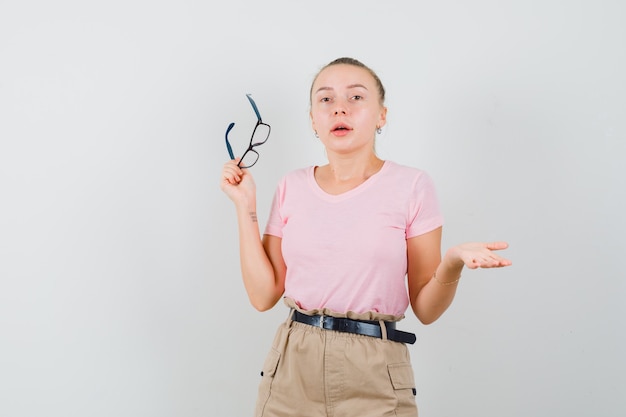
top-left (448, 241), bottom-right (512, 270)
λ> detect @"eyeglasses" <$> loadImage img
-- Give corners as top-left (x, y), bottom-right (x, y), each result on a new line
top-left (225, 94), bottom-right (271, 168)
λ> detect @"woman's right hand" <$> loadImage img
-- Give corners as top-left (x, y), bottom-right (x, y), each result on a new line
top-left (220, 159), bottom-right (256, 207)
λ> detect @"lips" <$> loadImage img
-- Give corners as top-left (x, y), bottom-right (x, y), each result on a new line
top-left (331, 123), bottom-right (352, 132)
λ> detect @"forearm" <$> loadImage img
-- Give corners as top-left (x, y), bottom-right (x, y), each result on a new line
top-left (235, 203), bottom-right (281, 311)
top-left (413, 249), bottom-right (464, 324)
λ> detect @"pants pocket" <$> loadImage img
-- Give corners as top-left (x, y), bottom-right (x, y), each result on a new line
top-left (255, 348), bottom-right (281, 417)
top-left (388, 363), bottom-right (418, 417)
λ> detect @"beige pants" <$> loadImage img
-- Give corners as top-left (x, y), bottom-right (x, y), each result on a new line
top-left (255, 310), bottom-right (418, 417)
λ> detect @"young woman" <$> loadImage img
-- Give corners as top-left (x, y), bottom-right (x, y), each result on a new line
top-left (220, 57), bottom-right (512, 417)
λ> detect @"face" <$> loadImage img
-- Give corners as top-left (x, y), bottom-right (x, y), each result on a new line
top-left (310, 64), bottom-right (387, 155)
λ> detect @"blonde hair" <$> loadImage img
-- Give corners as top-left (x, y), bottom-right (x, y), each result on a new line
top-left (309, 57), bottom-right (386, 106)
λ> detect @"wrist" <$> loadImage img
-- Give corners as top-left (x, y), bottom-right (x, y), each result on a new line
top-left (236, 202), bottom-right (257, 218)
top-left (432, 271), bottom-right (461, 286)
top-left (233, 193), bottom-right (256, 211)
top-left (443, 246), bottom-right (465, 271)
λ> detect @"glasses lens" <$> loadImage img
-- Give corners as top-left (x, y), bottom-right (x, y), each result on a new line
top-left (239, 149), bottom-right (259, 168)
top-left (251, 123), bottom-right (270, 146)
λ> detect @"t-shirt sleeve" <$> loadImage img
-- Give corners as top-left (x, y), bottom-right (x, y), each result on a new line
top-left (406, 171), bottom-right (444, 238)
top-left (263, 179), bottom-right (285, 238)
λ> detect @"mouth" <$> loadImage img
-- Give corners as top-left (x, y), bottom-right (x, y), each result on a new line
top-left (331, 123), bottom-right (352, 133)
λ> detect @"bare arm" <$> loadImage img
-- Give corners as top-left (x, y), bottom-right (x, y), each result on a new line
top-left (407, 227), bottom-right (512, 324)
top-left (221, 160), bottom-right (286, 311)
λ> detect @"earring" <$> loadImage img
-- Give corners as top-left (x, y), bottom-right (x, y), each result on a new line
top-left (314, 131), bottom-right (319, 138)
top-left (376, 127), bottom-right (382, 134)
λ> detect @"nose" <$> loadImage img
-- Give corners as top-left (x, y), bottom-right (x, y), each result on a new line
top-left (334, 106), bottom-right (346, 115)
top-left (333, 98), bottom-right (348, 115)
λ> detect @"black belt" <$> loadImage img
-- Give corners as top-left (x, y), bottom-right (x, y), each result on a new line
top-left (292, 310), bottom-right (416, 344)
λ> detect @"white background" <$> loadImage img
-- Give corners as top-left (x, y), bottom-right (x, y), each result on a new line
top-left (1, 1), bottom-right (625, 416)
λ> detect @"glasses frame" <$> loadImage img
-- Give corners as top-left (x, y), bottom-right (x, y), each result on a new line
top-left (225, 94), bottom-right (271, 168)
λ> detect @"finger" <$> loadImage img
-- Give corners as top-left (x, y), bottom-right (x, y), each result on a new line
top-left (487, 250), bottom-right (513, 267)
top-left (485, 241), bottom-right (509, 251)
top-left (221, 168), bottom-right (242, 185)
top-left (221, 167), bottom-right (239, 180)
top-left (480, 257), bottom-right (512, 268)
top-left (469, 253), bottom-right (500, 268)
top-left (497, 258), bottom-right (513, 267)
top-left (223, 160), bottom-right (244, 178)
top-left (221, 175), bottom-right (239, 187)
top-left (224, 159), bottom-right (243, 174)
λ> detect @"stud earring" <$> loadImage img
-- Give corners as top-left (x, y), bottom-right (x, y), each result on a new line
top-left (314, 131), bottom-right (319, 138)
top-left (376, 127), bottom-right (382, 134)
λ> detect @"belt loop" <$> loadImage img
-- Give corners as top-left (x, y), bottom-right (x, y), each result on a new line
top-left (285, 308), bottom-right (295, 328)
top-left (378, 320), bottom-right (388, 340)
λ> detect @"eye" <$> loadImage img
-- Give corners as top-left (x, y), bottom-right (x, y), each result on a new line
top-left (320, 96), bottom-right (331, 103)
top-left (352, 95), bottom-right (363, 101)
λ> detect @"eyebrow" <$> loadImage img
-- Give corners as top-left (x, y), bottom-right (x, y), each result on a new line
top-left (314, 84), bottom-right (369, 94)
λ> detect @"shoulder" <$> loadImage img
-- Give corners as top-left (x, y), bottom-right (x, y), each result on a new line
top-left (273, 166), bottom-right (314, 193)
top-left (382, 160), bottom-right (436, 185)
top-left (278, 166), bottom-right (312, 183)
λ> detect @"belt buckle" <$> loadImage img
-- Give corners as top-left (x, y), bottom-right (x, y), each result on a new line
top-left (318, 315), bottom-right (325, 329)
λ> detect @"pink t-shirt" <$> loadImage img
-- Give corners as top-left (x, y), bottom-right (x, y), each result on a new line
top-left (264, 160), bottom-right (444, 317)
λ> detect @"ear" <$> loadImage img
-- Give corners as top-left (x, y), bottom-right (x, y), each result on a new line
top-left (378, 106), bottom-right (388, 128)
top-left (310, 110), bottom-right (316, 131)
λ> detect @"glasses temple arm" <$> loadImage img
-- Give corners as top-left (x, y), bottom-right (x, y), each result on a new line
top-left (246, 94), bottom-right (262, 121)
top-left (225, 122), bottom-right (236, 160)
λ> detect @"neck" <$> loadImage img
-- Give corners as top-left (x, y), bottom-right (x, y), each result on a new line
top-left (325, 153), bottom-right (384, 182)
